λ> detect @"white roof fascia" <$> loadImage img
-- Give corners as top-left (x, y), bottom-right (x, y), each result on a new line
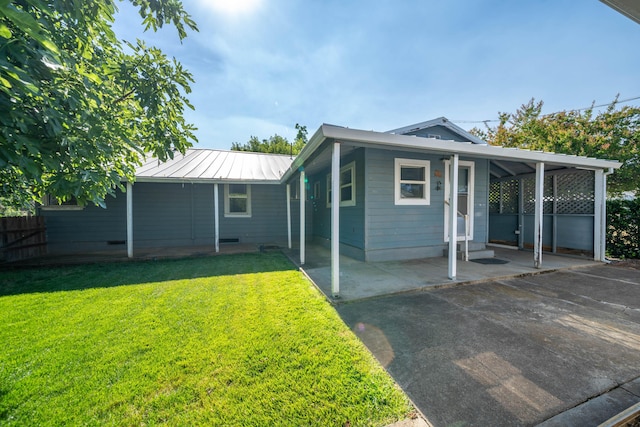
top-left (321, 124), bottom-right (622, 170)
top-left (280, 124), bottom-right (328, 183)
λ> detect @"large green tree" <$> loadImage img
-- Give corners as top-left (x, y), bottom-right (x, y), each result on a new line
top-left (231, 123), bottom-right (308, 155)
top-left (471, 98), bottom-right (640, 194)
top-left (0, 0), bottom-right (198, 211)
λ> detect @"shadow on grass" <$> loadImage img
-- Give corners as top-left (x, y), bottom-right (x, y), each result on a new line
top-left (0, 252), bottom-right (296, 297)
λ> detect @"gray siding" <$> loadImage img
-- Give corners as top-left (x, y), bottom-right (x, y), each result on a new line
top-left (42, 182), bottom-right (294, 254)
top-left (309, 148), bottom-right (365, 253)
top-left (42, 192), bottom-right (127, 254)
top-left (364, 148), bottom-right (489, 261)
top-left (404, 125), bottom-right (473, 142)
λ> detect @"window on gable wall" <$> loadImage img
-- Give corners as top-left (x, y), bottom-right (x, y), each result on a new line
top-left (224, 184), bottom-right (251, 217)
top-left (394, 158), bottom-right (430, 205)
top-left (326, 161), bottom-right (356, 207)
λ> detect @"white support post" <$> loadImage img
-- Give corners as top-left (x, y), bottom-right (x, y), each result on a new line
top-left (331, 142), bottom-right (341, 296)
top-left (448, 154), bottom-right (459, 280)
top-left (214, 183), bottom-right (219, 253)
top-left (594, 169), bottom-right (605, 261)
top-left (286, 184), bottom-right (292, 249)
top-left (299, 170), bottom-right (306, 265)
top-left (534, 162), bottom-right (545, 268)
top-left (126, 182), bottom-right (133, 258)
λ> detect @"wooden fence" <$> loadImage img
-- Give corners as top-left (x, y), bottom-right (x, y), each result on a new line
top-left (0, 216), bottom-right (47, 263)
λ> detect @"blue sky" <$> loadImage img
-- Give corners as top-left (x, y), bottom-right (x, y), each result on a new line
top-left (113, 0), bottom-right (640, 150)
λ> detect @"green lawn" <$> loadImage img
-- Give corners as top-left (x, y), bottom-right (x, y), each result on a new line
top-left (0, 252), bottom-right (412, 426)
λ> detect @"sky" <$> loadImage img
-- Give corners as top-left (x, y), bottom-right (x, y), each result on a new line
top-left (112, 0), bottom-right (640, 150)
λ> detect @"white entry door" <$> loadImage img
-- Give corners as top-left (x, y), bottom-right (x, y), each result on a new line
top-left (444, 160), bottom-right (475, 242)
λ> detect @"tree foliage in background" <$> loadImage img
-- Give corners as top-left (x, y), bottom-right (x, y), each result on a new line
top-left (471, 98), bottom-right (640, 194)
top-left (607, 199), bottom-right (640, 259)
top-left (0, 0), bottom-right (198, 212)
top-left (231, 123), bottom-right (308, 155)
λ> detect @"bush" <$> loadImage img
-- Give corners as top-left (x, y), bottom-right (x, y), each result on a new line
top-left (607, 199), bottom-right (640, 259)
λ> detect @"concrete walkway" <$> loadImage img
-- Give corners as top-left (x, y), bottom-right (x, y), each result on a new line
top-left (289, 244), bottom-right (602, 302)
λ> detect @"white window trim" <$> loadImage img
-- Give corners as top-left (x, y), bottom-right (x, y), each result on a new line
top-left (40, 195), bottom-right (84, 211)
top-left (224, 184), bottom-right (252, 218)
top-left (394, 158), bottom-right (431, 205)
top-left (326, 161), bottom-right (356, 207)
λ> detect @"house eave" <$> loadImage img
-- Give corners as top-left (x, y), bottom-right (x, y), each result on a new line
top-left (320, 124), bottom-right (622, 170)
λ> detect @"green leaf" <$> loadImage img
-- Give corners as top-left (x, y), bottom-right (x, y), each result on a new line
top-left (0, 23), bottom-right (11, 38)
top-left (0, 76), bottom-right (11, 88)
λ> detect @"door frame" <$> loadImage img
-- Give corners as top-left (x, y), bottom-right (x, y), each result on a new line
top-left (443, 159), bottom-right (475, 242)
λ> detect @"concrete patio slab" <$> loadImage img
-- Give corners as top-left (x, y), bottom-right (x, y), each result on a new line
top-left (289, 244), bottom-right (602, 302)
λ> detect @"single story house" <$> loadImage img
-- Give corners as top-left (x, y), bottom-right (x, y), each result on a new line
top-left (39, 117), bottom-right (622, 295)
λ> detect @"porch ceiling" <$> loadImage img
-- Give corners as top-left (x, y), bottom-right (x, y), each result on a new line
top-left (489, 160), bottom-right (567, 179)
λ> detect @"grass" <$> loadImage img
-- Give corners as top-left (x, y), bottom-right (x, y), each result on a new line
top-left (0, 252), bottom-right (412, 426)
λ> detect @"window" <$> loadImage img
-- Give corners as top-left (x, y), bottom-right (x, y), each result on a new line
top-left (313, 182), bottom-right (320, 200)
top-left (326, 161), bottom-right (356, 207)
top-left (394, 158), bottom-right (430, 205)
top-left (40, 195), bottom-right (84, 211)
top-left (290, 180), bottom-right (300, 200)
top-left (224, 184), bottom-right (251, 217)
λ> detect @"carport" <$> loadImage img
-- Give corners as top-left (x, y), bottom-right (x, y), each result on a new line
top-left (489, 162), bottom-right (609, 259)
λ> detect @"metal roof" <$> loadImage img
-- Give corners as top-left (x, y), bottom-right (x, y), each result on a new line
top-left (600, 0), bottom-right (640, 24)
top-left (135, 149), bottom-right (293, 183)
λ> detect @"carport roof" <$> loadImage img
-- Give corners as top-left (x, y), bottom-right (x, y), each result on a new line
top-left (284, 123), bottom-right (622, 181)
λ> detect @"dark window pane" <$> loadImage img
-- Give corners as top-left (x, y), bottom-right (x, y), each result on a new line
top-left (401, 166), bottom-right (424, 181)
top-left (341, 186), bottom-right (352, 201)
top-left (229, 184), bottom-right (247, 195)
top-left (341, 169), bottom-right (352, 185)
top-left (229, 198), bottom-right (247, 213)
top-left (458, 169), bottom-right (469, 193)
top-left (400, 183), bottom-right (424, 199)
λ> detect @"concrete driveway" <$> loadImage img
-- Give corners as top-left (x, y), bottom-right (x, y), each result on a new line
top-left (336, 264), bottom-right (640, 426)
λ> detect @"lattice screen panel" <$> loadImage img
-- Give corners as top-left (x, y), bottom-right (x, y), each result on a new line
top-left (522, 176), bottom-right (553, 214)
top-left (489, 182), bottom-right (500, 213)
top-left (501, 179), bottom-right (519, 214)
top-left (556, 171), bottom-right (594, 214)
top-left (490, 180), bottom-right (519, 214)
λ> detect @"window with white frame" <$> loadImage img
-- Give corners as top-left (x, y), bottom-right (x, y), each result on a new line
top-left (224, 184), bottom-right (251, 217)
top-left (40, 194), bottom-right (84, 211)
top-left (394, 158), bottom-right (430, 205)
top-left (326, 161), bottom-right (356, 207)
top-left (313, 181), bottom-right (320, 200)
top-left (290, 179), bottom-right (300, 200)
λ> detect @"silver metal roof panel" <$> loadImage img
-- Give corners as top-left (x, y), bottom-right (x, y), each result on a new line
top-left (135, 149), bottom-right (293, 183)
